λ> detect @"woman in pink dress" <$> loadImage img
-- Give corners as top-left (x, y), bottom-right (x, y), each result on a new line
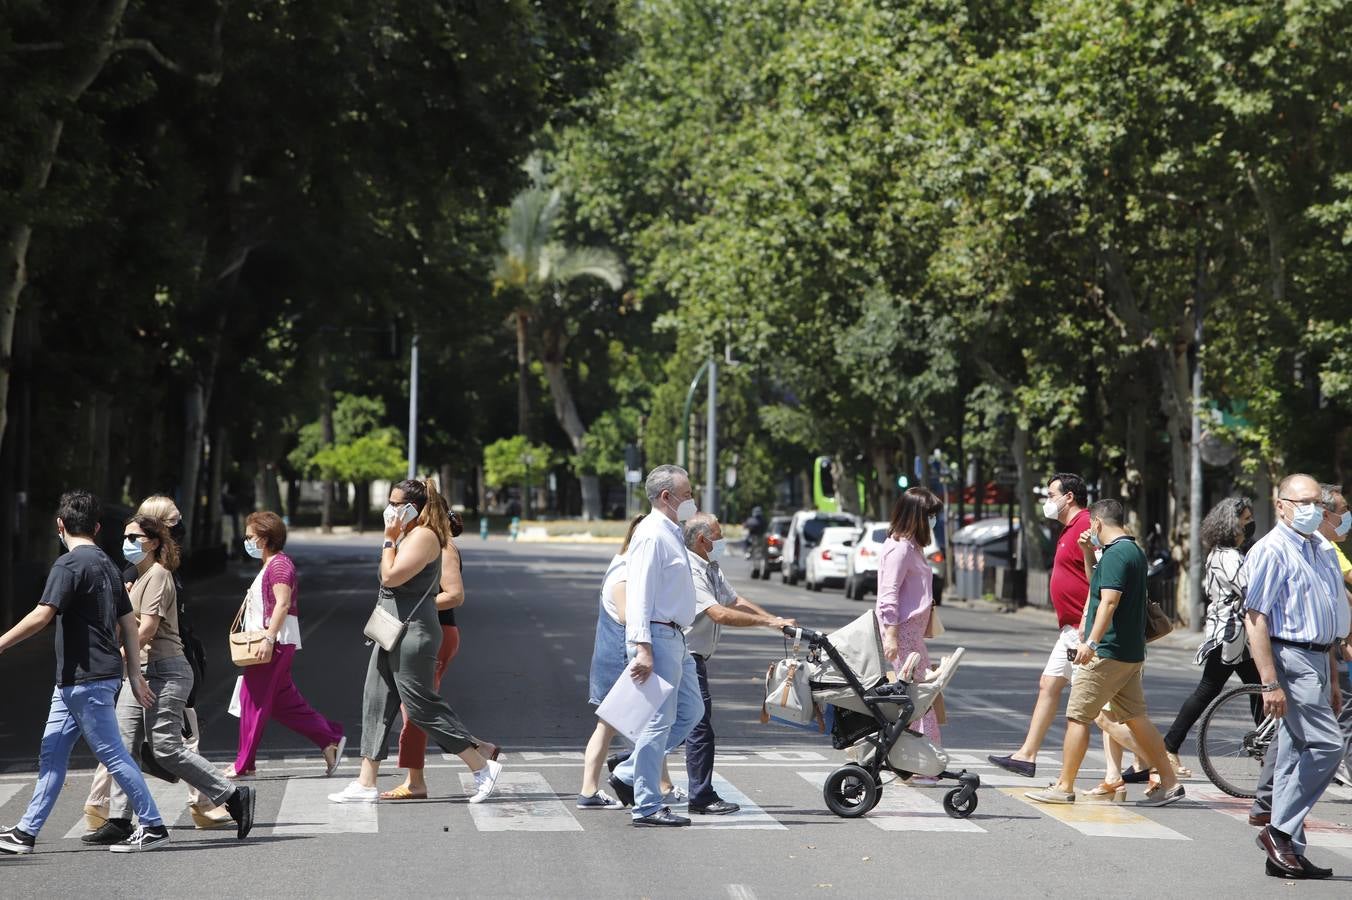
top-left (875, 487), bottom-right (944, 779)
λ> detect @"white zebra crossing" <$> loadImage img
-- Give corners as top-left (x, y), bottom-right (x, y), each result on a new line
top-left (667, 773), bottom-right (785, 830)
top-left (456, 770), bottom-right (583, 832)
top-left (1187, 785), bottom-right (1352, 857)
top-left (798, 771), bottom-right (984, 833)
top-left (272, 777), bottom-right (377, 836)
top-left (0, 782), bottom-right (25, 811)
top-left (62, 775), bottom-right (186, 839)
top-left (1000, 788), bottom-right (1190, 840)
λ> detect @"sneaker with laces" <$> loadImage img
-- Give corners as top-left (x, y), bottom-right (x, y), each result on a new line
top-left (82, 818), bottom-right (133, 845)
top-left (327, 781), bottom-right (379, 804)
top-left (576, 790), bottom-right (624, 810)
top-left (0, 825), bottom-right (36, 855)
top-left (108, 824), bottom-right (169, 853)
top-left (662, 786), bottom-right (688, 806)
top-left (469, 759), bottom-right (502, 804)
top-left (1137, 783), bottom-right (1186, 808)
top-left (223, 786), bottom-right (256, 839)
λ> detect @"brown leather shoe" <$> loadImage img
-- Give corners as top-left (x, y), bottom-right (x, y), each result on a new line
top-left (1248, 812), bottom-right (1270, 827)
top-left (1257, 826), bottom-right (1303, 875)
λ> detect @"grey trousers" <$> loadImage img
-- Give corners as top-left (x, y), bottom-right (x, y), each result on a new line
top-left (1247, 645), bottom-right (1343, 853)
top-left (1252, 664), bottom-right (1352, 816)
top-left (110, 654), bottom-right (235, 818)
top-left (360, 612), bottom-right (475, 761)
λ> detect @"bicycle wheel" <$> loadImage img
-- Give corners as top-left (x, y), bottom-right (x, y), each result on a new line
top-left (1197, 684), bottom-right (1273, 799)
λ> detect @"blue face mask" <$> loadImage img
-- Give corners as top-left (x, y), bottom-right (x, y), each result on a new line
top-left (122, 540), bottom-right (147, 565)
top-left (244, 538), bottom-right (264, 559)
top-left (709, 538), bottom-right (727, 561)
top-left (1089, 530), bottom-right (1102, 548)
top-left (1337, 510), bottom-right (1351, 539)
top-left (1288, 502), bottom-right (1323, 536)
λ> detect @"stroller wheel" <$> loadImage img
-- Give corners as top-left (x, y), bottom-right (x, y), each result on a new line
top-left (943, 787), bottom-right (978, 819)
top-left (823, 764), bottom-right (879, 818)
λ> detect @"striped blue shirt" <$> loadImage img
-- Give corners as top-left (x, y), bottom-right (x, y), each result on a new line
top-left (1243, 521), bottom-right (1350, 645)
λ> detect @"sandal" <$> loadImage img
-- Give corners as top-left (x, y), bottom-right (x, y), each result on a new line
top-left (1083, 780), bottom-right (1126, 803)
top-left (223, 765), bottom-right (256, 779)
top-left (1165, 752), bottom-right (1192, 778)
top-left (379, 785), bottom-right (428, 801)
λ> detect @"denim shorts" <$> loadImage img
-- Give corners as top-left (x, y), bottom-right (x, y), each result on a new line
top-left (588, 602), bottom-right (627, 706)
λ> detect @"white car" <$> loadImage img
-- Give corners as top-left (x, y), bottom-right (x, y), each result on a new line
top-left (804, 526), bottom-right (862, 592)
top-left (845, 521), bottom-right (946, 603)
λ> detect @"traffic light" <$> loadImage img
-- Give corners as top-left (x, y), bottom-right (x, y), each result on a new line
top-left (897, 475), bottom-right (909, 489)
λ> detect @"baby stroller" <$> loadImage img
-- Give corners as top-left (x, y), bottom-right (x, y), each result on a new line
top-left (791, 612), bottom-right (981, 819)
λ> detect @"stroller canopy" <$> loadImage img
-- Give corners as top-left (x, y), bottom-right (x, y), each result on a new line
top-left (809, 611), bottom-right (888, 708)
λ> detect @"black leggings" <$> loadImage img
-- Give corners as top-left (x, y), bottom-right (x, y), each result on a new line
top-left (1163, 647), bottom-right (1261, 753)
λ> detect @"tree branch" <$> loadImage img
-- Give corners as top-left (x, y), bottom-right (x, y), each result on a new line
top-left (112, 38), bottom-right (222, 86)
top-left (9, 42), bottom-right (67, 52)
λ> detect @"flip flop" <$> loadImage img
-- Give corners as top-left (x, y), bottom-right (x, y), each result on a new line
top-left (379, 785), bottom-right (428, 801)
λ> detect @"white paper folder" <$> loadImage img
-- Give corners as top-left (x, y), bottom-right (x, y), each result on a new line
top-left (596, 664), bottom-right (675, 742)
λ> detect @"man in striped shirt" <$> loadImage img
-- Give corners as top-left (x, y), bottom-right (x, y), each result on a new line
top-left (1243, 474), bottom-right (1350, 880)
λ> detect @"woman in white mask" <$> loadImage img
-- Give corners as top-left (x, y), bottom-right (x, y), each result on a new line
top-left (227, 510), bottom-right (346, 779)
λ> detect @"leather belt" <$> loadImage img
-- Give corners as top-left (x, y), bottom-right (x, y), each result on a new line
top-left (650, 620), bottom-right (679, 629)
top-left (1271, 636), bottom-right (1334, 653)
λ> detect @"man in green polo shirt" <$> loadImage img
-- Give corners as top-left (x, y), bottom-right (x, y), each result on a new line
top-left (1026, 499), bottom-right (1185, 807)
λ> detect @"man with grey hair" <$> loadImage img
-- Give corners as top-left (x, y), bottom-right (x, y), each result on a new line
top-left (681, 513), bottom-right (795, 815)
top-left (607, 465), bottom-right (704, 826)
top-left (1243, 473), bottom-right (1348, 880)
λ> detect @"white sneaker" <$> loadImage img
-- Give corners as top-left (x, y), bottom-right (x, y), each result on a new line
top-left (469, 759), bottom-right (502, 804)
top-left (662, 786), bottom-right (689, 806)
top-left (327, 781), bottom-right (378, 804)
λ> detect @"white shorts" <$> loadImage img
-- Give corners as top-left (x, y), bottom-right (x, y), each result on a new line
top-left (1041, 625), bottom-right (1082, 682)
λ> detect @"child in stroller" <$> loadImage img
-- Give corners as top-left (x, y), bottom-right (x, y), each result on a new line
top-left (791, 612), bottom-right (980, 819)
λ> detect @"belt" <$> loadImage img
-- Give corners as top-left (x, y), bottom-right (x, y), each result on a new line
top-left (650, 620), bottom-right (679, 629)
top-left (1271, 636), bottom-right (1334, 653)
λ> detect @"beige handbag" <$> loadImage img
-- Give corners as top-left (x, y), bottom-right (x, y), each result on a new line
top-left (924, 607), bottom-right (946, 639)
top-left (229, 599), bottom-right (272, 667)
top-left (363, 576), bottom-right (438, 652)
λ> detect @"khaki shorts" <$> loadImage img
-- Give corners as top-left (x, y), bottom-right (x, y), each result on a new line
top-left (1065, 657), bottom-right (1146, 724)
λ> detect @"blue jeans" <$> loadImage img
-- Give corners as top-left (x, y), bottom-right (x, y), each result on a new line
top-left (18, 677), bottom-right (163, 836)
top-left (614, 624), bottom-right (702, 818)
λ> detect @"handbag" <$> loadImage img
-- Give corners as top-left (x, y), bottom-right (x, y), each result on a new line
top-left (228, 599), bottom-right (272, 667)
top-left (924, 607), bottom-right (946, 639)
top-left (1145, 599), bottom-right (1174, 644)
top-left (760, 629), bottom-right (824, 730)
top-left (363, 574), bottom-right (438, 652)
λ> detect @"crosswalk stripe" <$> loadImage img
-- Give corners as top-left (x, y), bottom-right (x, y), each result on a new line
top-left (272, 777), bottom-right (378, 835)
top-left (63, 776), bottom-right (186, 839)
top-left (457, 770), bottom-right (582, 832)
top-left (798, 772), bottom-right (984, 832)
top-left (0, 782), bottom-right (26, 812)
top-left (668, 773), bottom-right (786, 830)
top-left (1188, 785), bottom-right (1352, 856)
top-left (999, 788), bottom-right (1190, 840)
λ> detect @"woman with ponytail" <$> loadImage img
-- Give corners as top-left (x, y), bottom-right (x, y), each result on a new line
top-left (329, 478), bottom-right (502, 805)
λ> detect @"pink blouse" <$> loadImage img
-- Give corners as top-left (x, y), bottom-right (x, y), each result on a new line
top-left (874, 536), bottom-right (933, 628)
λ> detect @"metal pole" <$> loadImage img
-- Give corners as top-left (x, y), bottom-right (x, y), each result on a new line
top-left (407, 332), bottom-right (419, 479)
top-left (1188, 296), bottom-right (1205, 630)
top-left (679, 360), bottom-right (711, 471)
top-left (704, 357), bottom-right (717, 515)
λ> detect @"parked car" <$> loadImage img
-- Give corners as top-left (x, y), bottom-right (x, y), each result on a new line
top-left (844, 521), bottom-right (946, 604)
top-left (804, 526), bottom-right (863, 591)
top-left (779, 510), bottom-right (860, 586)
top-left (750, 515), bottom-right (792, 580)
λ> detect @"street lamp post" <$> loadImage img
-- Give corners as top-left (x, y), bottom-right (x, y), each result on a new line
top-left (522, 452), bottom-right (534, 521)
top-left (407, 332), bottom-right (419, 479)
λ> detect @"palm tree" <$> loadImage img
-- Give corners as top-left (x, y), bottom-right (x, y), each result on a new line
top-left (493, 160), bottom-right (624, 519)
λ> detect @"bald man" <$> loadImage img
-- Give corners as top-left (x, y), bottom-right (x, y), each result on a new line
top-left (1243, 474), bottom-right (1350, 881)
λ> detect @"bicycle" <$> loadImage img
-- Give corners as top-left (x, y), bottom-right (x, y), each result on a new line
top-left (1196, 683), bottom-right (1277, 799)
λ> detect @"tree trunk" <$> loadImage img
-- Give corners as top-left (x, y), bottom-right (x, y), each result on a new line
top-left (320, 380), bottom-right (335, 534)
top-left (516, 309), bottom-right (531, 438)
top-left (1011, 422), bottom-right (1046, 571)
top-left (207, 425), bottom-right (227, 549)
top-left (353, 481), bottom-right (370, 533)
top-left (870, 444), bottom-right (894, 521)
top-left (178, 380), bottom-right (207, 552)
top-left (542, 356), bottom-right (602, 520)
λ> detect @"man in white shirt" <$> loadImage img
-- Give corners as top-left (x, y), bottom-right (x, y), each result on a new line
top-left (682, 513), bottom-right (794, 815)
top-left (608, 465), bottom-right (704, 827)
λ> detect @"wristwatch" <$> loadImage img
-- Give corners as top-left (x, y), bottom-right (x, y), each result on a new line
top-left (382, 540), bottom-right (395, 550)
top-left (1260, 682), bottom-right (1280, 693)
top-left (1085, 640), bottom-right (1098, 651)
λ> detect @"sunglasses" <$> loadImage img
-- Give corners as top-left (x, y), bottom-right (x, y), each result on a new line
top-left (124, 533), bottom-right (148, 542)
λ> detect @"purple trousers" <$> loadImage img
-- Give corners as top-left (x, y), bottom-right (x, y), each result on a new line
top-left (235, 643), bottom-right (343, 771)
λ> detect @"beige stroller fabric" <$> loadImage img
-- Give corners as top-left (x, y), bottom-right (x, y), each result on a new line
top-left (808, 611), bottom-right (888, 713)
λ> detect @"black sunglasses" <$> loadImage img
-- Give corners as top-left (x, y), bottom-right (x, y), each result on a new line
top-left (124, 533), bottom-right (148, 542)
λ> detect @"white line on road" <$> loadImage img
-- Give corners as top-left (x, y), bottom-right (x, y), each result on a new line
top-left (1000, 788), bottom-right (1190, 840)
top-left (798, 772), bottom-right (984, 833)
top-left (0, 782), bottom-right (25, 812)
top-left (457, 770), bottom-right (583, 832)
top-left (666, 773), bottom-right (786, 830)
top-left (726, 885), bottom-right (758, 900)
top-left (1188, 785), bottom-right (1352, 857)
top-left (63, 775), bottom-right (186, 839)
top-left (271, 776), bottom-right (378, 836)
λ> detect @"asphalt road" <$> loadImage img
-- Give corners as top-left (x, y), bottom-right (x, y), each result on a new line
top-left (1, 534), bottom-right (1350, 898)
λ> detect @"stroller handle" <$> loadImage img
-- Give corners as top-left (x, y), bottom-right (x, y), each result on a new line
top-left (782, 624), bottom-right (828, 644)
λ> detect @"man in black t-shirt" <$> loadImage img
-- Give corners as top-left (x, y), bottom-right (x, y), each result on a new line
top-left (0, 491), bottom-right (171, 854)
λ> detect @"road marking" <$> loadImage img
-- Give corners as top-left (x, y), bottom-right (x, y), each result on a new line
top-left (63, 776), bottom-right (186, 839)
top-left (756, 750), bottom-right (825, 762)
top-left (798, 772), bottom-right (983, 832)
top-left (726, 885), bottom-right (758, 900)
top-left (271, 777), bottom-right (378, 835)
top-left (0, 782), bottom-right (25, 811)
top-left (667, 773), bottom-right (786, 830)
top-left (457, 770), bottom-right (583, 832)
top-left (1000, 788), bottom-right (1189, 840)
top-left (1188, 785), bottom-right (1352, 855)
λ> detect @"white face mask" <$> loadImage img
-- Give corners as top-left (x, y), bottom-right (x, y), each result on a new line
top-left (383, 503), bottom-right (419, 529)
top-left (1042, 495), bottom-right (1065, 520)
top-left (666, 495), bottom-right (697, 522)
top-left (709, 538), bottom-right (727, 561)
top-left (928, 515), bottom-right (938, 534)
